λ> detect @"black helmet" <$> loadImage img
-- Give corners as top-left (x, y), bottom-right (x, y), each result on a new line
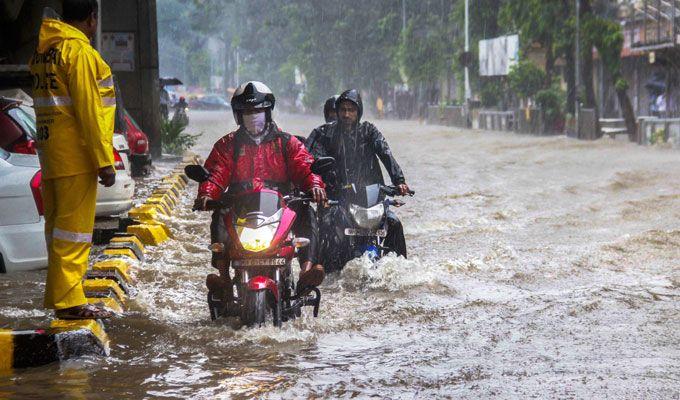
top-left (231, 81), bottom-right (276, 124)
top-left (335, 89), bottom-right (363, 121)
top-left (323, 95), bottom-right (339, 123)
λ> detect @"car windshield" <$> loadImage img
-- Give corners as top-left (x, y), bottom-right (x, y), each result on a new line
top-left (7, 107), bottom-right (36, 139)
top-left (233, 191), bottom-right (282, 218)
top-left (349, 184), bottom-right (383, 208)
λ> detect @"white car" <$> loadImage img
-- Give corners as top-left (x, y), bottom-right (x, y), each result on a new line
top-left (96, 134), bottom-right (135, 217)
top-left (0, 97), bottom-right (135, 217)
top-left (0, 147), bottom-right (45, 273)
top-left (0, 134), bottom-right (135, 273)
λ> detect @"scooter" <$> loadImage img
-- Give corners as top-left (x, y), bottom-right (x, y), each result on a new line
top-left (172, 105), bottom-right (189, 126)
top-left (185, 159), bottom-right (335, 327)
top-left (319, 181), bottom-right (414, 272)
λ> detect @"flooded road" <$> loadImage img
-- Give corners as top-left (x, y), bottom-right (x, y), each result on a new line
top-left (1, 110), bottom-right (679, 399)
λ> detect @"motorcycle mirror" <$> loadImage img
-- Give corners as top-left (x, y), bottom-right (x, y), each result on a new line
top-left (311, 157), bottom-right (335, 175)
top-left (184, 165), bottom-right (210, 183)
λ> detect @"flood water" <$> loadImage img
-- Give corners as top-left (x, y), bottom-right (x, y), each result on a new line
top-left (1, 111), bottom-right (679, 399)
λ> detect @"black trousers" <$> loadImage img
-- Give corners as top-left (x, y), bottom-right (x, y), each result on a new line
top-left (210, 203), bottom-right (319, 267)
top-left (384, 210), bottom-right (407, 258)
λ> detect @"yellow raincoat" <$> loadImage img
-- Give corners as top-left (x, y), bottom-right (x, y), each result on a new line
top-left (29, 18), bottom-right (116, 310)
top-left (30, 18), bottom-right (115, 178)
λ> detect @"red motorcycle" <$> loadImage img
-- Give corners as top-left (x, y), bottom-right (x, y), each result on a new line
top-left (185, 160), bottom-right (334, 327)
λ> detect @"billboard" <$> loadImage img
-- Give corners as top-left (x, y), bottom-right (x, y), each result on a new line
top-left (479, 34), bottom-right (519, 76)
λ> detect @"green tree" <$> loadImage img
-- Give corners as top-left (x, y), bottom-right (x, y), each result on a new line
top-left (582, 8), bottom-right (636, 140)
top-left (507, 60), bottom-right (546, 100)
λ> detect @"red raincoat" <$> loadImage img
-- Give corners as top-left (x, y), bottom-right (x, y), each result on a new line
top-left (198, 125), bottom-right (324, 199)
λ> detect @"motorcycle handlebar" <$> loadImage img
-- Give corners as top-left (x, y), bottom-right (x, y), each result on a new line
top-left (191, 199), bottom-right (225, 211)
top-left (381, 185), bottom-right (415, 197)
top-left (193, 197), bottom-right (337, 211)
top-left (285, 195), bottom-right (339, 206)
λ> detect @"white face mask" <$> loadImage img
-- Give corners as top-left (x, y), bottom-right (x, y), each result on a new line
top-left (242, 111), bottom-right (266, 136)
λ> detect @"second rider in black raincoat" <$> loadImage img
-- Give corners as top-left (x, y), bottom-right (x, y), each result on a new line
top-left (307, 89), bottom-right (410, 270)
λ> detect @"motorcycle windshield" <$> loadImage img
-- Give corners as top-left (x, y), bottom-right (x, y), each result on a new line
top-left (349, 184), bottom-right (383, 208)
top-left (233, 191), bottom-right (282, 219)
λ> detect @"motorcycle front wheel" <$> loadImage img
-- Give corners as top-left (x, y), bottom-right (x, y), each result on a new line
top-left (240, 290), bottom-right (269, 327)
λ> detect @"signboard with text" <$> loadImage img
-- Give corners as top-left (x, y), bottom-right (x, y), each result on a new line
top-left (101, 32), bottom-right (135, 71)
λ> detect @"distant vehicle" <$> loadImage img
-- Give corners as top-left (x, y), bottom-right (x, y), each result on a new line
top-left (172, 104), bottom-right (189, 126)
top-left (117, 108), bottom-right (151, 176)
top-left (0, 97), bottom-right (135, 218)
top-left (113, 77), bottom-right (152, 176)
top-left (0, 97), bottom-right (37, 155)
top-left (189, 94), bottom-right (231, 110)
top-left (0, 147), bottom-right (45, 272)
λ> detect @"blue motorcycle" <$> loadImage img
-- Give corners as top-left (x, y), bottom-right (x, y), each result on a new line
top-left (319, 183), bottom-right (412, 271)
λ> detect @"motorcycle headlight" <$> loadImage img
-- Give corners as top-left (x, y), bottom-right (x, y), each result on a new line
top-left (237, 223), bottom-right (278, 252)
top-left (349, 203), bottom-right (385, 229)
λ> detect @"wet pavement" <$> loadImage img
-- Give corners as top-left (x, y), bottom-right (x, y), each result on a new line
top-left (1, 110), bottom-right (679, 399)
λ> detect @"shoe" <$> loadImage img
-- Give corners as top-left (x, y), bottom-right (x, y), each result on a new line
top-left (206, 273), bottom-right (233, 300)
top-left (298, 261), bottom-right (325, 287)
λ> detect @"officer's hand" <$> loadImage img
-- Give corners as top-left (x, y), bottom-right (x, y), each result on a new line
top-left (397, 183), bottom-right (410, 196)
top-left (98, 166), bottom-right (116, 187)
top-left (193, 196), bottom-right (209, 211)
top-left (311, 187), bottom-right (327, 204)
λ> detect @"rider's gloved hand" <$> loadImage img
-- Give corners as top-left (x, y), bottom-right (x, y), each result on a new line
top-left (193, 196), bottom-right (209, 211)
top-left (311, 186), bottom-right (327, 204)
top-left (397, 183), bottom-right (410, 196)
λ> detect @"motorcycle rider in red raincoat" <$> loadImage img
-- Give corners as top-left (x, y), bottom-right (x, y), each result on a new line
top-left (194, 81), bottom-right (327, 296)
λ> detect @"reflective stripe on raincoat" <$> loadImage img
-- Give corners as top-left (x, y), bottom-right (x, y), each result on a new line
top-left (29, 18), bottom-right (115, 180)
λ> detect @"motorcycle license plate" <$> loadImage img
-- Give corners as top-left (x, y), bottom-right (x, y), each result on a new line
top-left (232, 258), bottom-right (286, 267)
top-left (344, 228), bottom-right (387, 237)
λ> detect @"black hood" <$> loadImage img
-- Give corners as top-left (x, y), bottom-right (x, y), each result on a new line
top-left (323, 95), bottom-right (339, 122)
top-left (335, 89), bottom-right (363, 121)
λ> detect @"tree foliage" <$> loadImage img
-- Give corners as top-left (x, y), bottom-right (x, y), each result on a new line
top-left (158, 0), bottom-right (635, 133)
top-left (508, 60), bottom-right (546, 100)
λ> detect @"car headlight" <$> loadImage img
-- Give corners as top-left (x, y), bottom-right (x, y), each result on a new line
top-left (237, 223), bottom-right (278, 252)
top-left (349, 203), bottom-right (385, 229)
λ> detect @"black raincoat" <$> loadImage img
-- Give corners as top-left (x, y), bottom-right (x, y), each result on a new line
top-left (306, 118), bottom-right (408, 269)
top-left (306, 121), bottom-right (405, 193)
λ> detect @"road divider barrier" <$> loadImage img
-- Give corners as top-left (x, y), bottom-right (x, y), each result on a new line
top-left (0, 320), bottom-right (109, 369)
top-left (1, 154), bottom-right (202, 372)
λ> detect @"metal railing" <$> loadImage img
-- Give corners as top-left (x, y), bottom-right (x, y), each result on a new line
top-left (629, 0), bottom-right (680, 49)
top-left (638, 117), bottom-right (680, 147)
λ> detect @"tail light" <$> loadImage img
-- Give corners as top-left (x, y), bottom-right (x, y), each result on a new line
top-left (12, 140), bottom-right (37, 155)
top-left (30, 170), bottom-right (44, 216)
top-left (135, 139), bottom-right (148, 154)
top-left (113, 148), bottom-right (125, 170)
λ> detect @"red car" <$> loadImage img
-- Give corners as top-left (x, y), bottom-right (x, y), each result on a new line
top-left (116, 108), bottom-right (152, 176)
top-left (0, 97), bottom-right (37, 155)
